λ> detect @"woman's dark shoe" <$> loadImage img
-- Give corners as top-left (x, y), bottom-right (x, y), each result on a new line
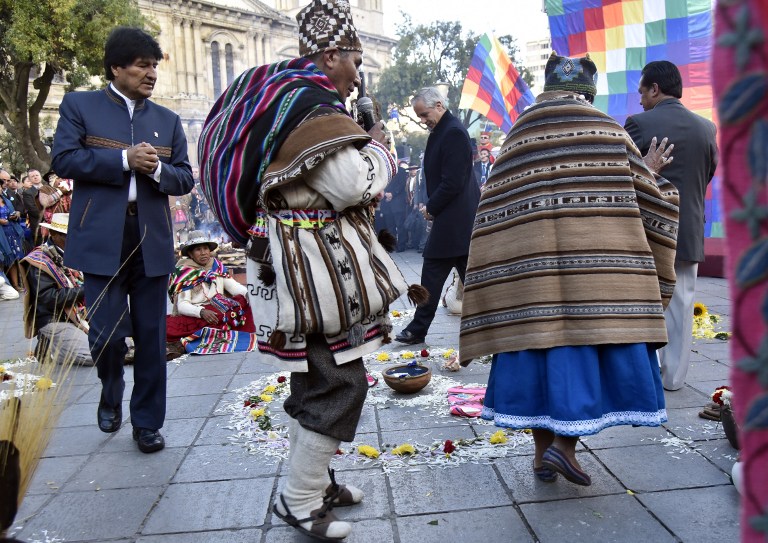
top-left (166, 341), bottom-right (186, 361)
top-left (533, 461), bottom-right (558, 482)
top-left (542, 446), bottom-right (592, 486)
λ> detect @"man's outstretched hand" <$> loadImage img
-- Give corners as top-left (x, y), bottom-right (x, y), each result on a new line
top-left (643, 136), bottom-right (674, 175)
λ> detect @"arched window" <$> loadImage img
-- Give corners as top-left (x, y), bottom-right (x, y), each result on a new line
top-left (225, 43), bottom-right (234, 86)
top-left (211, 41), bottom-right (221, 98)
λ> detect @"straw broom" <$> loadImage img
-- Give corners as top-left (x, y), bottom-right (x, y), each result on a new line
top-left (0, 275), bottom-right (80, 538)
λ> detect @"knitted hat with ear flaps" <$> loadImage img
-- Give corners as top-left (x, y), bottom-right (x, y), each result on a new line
top-left (543, 51), bottom-right (598, 97)
top-left (296, 0), bottom-right (363, 57)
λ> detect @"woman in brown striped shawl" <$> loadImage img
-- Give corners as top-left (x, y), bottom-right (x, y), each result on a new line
top-left (460, 53), bottom-right (679, 486)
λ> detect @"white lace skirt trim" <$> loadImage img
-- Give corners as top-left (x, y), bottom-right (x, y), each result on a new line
top-left (481, 406), bottom-right (668, 436)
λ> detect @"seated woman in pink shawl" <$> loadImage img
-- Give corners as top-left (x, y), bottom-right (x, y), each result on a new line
top-left (166, 231), bottom-right (255, 357)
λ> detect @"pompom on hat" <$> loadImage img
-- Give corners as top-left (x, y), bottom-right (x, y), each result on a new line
top-left (543, 51), bottom-right (598, 99)
top-left (296, 0), bottom-right (363, 57)
top-left (180, 231), bottom-right (218, 257)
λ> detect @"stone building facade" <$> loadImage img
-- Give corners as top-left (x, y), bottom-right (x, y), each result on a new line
top-left (42, 0), bottom-right (395, 168)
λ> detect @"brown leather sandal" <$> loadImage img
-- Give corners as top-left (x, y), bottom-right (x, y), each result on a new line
top-left (273, 493), bottom-right (347, 541)
top-left (324, 469), bottom-right (362, 507)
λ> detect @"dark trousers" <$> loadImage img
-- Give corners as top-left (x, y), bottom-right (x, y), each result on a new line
top-left (405, 255), bottom-right (469, 338)
top-left (283, 334), bottom-right (368, 442)
top-left (84, 214), bottom-right (169, 430)
top-left (384, 210), bottom-right (407, 251)
top-left (405, 209), bottom-right (428, 250)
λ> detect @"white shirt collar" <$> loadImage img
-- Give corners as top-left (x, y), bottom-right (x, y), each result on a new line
top-left (109, 83), bottom-right (136, 109)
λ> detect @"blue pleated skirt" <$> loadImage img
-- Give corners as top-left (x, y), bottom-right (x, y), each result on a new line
top-left (481, 343), bottom-right (667, 436)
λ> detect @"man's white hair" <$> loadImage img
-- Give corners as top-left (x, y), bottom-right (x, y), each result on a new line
top-left (411, 87), bottom-right (448, 109)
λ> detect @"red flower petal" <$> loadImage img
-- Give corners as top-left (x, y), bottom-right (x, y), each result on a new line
top-left (420, 349), bottom-right (429, 357)
top-left (443, 439), bottom-right (455, 453)
top-left (277, 376), bottom-right (287, 383)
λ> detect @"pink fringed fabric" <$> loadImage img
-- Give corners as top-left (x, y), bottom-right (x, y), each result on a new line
top-left (714, 2), bottom-right (768, 540)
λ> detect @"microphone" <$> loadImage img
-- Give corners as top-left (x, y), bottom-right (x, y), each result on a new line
top-left (357, 97), bottom-right (377, 131)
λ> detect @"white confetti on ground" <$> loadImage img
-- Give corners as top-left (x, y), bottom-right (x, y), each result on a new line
top-left (12, 529), bottom-right (64, 543)
top-left (218, 370), bottom-right (533, 470)
top-left (388, 309), bottom-right (416, 326)
top-left (0, 357), bottom-right (59, 401)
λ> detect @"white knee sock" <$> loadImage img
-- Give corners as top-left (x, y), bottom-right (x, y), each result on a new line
top-left (277, 425), bottom-right (352, 540)
top-left (288, 417), bottom-right (364, 505)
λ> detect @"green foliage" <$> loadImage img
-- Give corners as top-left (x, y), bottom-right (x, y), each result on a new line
top-left (373, 14), bottom-right (532, 131)
top-left (0, 132), bottom-right (27, 175)
top-left (0, 0), bottom-right (149, 172)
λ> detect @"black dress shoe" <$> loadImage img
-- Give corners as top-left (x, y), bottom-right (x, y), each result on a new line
top-left (132, 427), bottom-right (165, 453)
top-left (97, 401), bottom-right (122, 433)
top-left (395, 330), bottom-right (426, 345)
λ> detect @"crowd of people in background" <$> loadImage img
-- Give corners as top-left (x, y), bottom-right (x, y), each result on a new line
top-left (0, 166), bottom-right (217, 302)
top-left (0, 1), bottom-right (735, 537)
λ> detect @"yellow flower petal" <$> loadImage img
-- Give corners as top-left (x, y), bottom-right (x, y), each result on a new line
top-left (0, 366), bottom-right (5, 373)
top-left (391, 443), bottom-right (416, 455)
top-left (259, 394), bottom-right (273, 402)
top-left (489, 430), bottom-right (508, 444)
top-left (391, 310), bottom-right (401, 317)
top-left (358, 445), bottom-right (380, 458)
top-left (35, 377), bottom-right (54, 390)
top-left (263, 385), bottom-right (277, 393)
top-left (443, 349), bottom-right (456, 359)
top-left (401, 351), bottom-right (415, 359)
top-left (376, 352), bottom-right (390, 361)
top-left (251, 408), bottom-right (266, 419)
top-left (693, 302), bottom-right (708, 317)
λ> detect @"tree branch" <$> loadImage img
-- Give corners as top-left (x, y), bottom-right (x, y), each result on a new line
top-left (13, 62), bottom-right (32, 121)
top-left (29, 63), bottom-right (55, 161)
top-left (30, 63), bottom-right (55, 118)
top-left (0, 110), bottom-right (16, 135)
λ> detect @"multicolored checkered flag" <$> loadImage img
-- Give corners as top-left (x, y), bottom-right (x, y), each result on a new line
top-left (459, 34), bottom-right (536, 132)
top-left (546, 0), bottom-right (722, 237)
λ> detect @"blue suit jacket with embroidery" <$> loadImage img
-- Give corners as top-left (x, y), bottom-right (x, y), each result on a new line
top-left (52, 86), bottom-right (194, 276)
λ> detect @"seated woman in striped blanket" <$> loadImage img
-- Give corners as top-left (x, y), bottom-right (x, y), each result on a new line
top-left (166, 231), bottom-right (255, 358)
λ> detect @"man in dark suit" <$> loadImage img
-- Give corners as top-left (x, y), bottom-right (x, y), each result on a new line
top-left (473, 148), bottom-right (492, 188)
top-left (396, 87), bottom-right (481, 344)
top-left (382, 158), bottom-right (410, 251)
top-left (625, 60), bottom-right (718, 391)
top-left (52, 27), bottom-right (195, 452)
top-left (22, 169), bottom-right (43, 244)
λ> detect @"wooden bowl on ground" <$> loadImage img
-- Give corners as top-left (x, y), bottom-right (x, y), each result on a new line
top-left (382, 363), bottom-right (432, 394)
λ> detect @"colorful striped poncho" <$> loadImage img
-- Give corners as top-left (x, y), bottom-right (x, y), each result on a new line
top-left (167, 258), bottom-right (229, 299)
top-left (198, 58), bottom-right (347, 245)
top-left (459, 92), bottom-right (680, 363)
top-left (22, 242), bottom-right (86, 338)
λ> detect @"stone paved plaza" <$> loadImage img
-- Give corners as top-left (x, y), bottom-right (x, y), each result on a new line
top-left (0, 251), bottom-right (739, 543)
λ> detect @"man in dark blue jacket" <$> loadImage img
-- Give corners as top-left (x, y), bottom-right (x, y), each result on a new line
top-left (52, 27), bottom-right (194, 453)
top-left (396, 87), bottom-right (481, 344)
